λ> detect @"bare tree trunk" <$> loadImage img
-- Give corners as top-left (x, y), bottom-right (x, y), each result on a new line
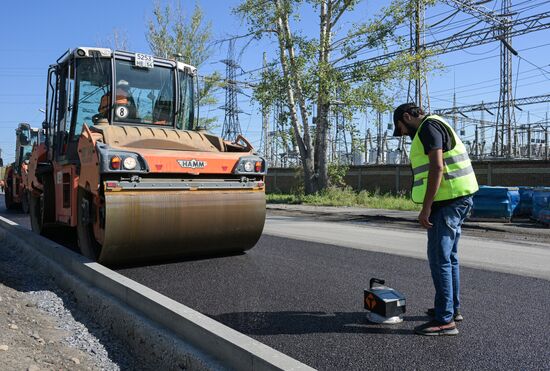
top-left (314, 0), bottom-right (332, 190)
top-left (274, 6), bottom-right (316, 194)
top-left (275, 0), bottom-right (317, 193)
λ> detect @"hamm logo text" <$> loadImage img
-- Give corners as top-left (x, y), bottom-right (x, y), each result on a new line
top-left (177, 159), bottom-right (207, 169)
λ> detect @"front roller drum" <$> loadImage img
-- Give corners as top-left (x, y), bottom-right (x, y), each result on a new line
top-left (97, 190), bottom-right (266, 266)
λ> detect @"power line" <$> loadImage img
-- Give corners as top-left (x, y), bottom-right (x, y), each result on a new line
top-left (431, 63), bottom-right (550, 95)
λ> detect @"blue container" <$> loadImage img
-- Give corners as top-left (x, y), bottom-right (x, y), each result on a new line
top-left (538, 209), bottom-right (550, 226)
top-left (532, 187), bottom-right (550, 221)
top-left (514, 187), bottom-right (534, 217)
top-left (471, 186), bottom-right (520, 221)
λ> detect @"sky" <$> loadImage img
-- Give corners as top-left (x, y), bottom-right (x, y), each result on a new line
top-left (1, 0), bottom-right (549, 164)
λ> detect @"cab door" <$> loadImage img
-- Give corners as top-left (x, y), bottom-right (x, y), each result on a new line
top-left (52, 57), bottom-right (79, 226)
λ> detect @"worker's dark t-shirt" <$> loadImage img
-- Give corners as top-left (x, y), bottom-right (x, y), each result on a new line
top-left (416, 117), bottom-right (467, 210)
top-left (418, 118), bottom-right (454, 155)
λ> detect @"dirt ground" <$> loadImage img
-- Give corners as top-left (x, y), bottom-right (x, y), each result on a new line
top-left (0, 282), bottom-right (98, 371)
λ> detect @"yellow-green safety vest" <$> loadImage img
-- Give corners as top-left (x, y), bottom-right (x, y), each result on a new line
top-left (410, 115), bottom-right (479, 204)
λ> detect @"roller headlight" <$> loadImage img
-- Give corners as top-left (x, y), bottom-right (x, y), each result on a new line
top-left (234, 156), bottom-right (266, 175)
top-left (123, 156), bottom-right (137, 170)
top-left (243, 161), bottom-right (254, 172)
top-left (97, 143), bottom-right (150, 173)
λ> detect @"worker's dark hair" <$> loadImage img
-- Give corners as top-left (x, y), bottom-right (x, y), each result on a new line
top-left (392, 103), bottom-right (426, 136)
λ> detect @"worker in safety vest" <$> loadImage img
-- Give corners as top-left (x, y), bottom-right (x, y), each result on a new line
top-left (393, 102), bottom-right (478, 336)
top-left (98, 79), bottom-right (136, 119)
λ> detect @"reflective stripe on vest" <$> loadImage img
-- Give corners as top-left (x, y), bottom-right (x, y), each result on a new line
top-left (409, 115), bottom-right (479, 203)
top-left (412, 152), bottom-right (470, 176)
top-left (412, 164), bottom-right (475, 187)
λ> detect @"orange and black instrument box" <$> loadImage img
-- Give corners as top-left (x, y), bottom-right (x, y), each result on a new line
top-left (364, 278), bottom-right (406, 318)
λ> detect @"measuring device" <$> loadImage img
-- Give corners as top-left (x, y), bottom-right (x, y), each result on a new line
top-left (364, 278), bottom-right (406, 324)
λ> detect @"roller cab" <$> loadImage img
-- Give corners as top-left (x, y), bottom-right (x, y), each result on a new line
top-left (28, 47), bottom-right (266, 266)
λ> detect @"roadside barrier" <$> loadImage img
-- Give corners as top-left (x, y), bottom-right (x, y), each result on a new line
top-left (515, 186), bottom-right (534, 217)
top-left (532, 187), bottom-right (550, 222)
top-left (470, 186), bottom-right (519, 222)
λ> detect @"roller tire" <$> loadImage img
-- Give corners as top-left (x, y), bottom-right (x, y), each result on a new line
top-left (77, 188), bottom-right (102, 261)
top-left (29, 176), bottom-right (55, 235)
top-left (4, 188), bottom-right (13, 210)
top-left (5, 187), bottom-right (15, 210)
top-left (21, 190), bottom-right (30, 214)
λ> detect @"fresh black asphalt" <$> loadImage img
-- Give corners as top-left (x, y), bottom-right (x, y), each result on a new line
top-left (1, 196), bottom-right (549, 370)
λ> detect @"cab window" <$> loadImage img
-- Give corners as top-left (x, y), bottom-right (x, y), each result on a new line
top-left (113, 59), bottom-right (175, 126)
top-left (177, 71), bottom-right (195, 130)
top-left (71, 58), bottom-right (111, 139)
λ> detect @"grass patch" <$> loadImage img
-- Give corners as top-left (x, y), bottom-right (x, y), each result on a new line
top-left (267, 188), bottom-right (421, 211)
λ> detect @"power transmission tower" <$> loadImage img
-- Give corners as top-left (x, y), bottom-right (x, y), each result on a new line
top-left (495, 0), bottom-right (516, 157)
top-left (333, 107), bottom-right (350, 164)
top-left (413, 0), bottom-right (430, 111)
top-left (270, 100), bottom-right (291, 167)
top-left (220, 39), bottom-right (243, 141)
top-left (407, 0), bottom-right (430, 110)
top-left (434, 93), bottom-right (550, 115)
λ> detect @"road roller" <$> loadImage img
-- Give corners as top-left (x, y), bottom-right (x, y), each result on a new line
top-left (4, 123), bottom-right (42, 212)
top-left (27, 47), bottom-right (266, 266)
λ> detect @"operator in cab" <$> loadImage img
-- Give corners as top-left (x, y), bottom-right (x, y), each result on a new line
top-left (98, 79), bottom-right (137, 120)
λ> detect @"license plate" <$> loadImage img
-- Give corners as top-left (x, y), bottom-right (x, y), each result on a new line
top-left (135, 53), bottom-right (154, 68)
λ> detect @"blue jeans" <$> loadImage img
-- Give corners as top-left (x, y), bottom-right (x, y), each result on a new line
top-left (427, 196), bottom-right (473, 323)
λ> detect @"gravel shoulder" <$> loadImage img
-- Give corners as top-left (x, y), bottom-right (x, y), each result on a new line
top-left (0, 238), bottom-right (133, 370)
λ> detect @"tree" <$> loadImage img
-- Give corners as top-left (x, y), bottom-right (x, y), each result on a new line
top-left (97, 28), bottom-right (130, 50)
top-left (235, 0), bottom-right (429, 194)
top-left (147, 1), bottom-right (221, 129)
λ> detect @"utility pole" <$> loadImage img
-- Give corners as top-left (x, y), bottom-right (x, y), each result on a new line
top-left (480, 102), bottom-right (486, 158)
top-left (527, 112), bottom-right (531, 159)
top-left (260, 52), bottom-right (270, 160)
top-left (546, 112), bottom-right (549, 160)
top-left (376, 111), bottom-right (383, 164)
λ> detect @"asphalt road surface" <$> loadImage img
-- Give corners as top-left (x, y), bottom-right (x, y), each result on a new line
top-left (1, 195), bottom-right (549, 370)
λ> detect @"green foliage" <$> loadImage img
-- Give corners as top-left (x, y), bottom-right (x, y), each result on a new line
top-left (236, 0), bottom-right (428, 115)
top-left (289, 167), bottom-right (305, 195)
top-left (327, 162), bottom-right (348, 188)
top-left (147, 1), bottom-right (221, 130)
top-left (147, 1), bottom-right (212, 65)
top-left (267, 188), bottom-right (420, 211)
top-left (234, 0), bottom-right (439, 193)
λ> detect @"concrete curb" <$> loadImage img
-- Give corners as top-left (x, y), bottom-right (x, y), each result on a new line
top-left (0, 216), bottom-right (314, 371)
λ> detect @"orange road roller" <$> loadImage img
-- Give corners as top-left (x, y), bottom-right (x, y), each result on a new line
top-left (4, 123), bottom-right (42, 213)
top-left (27, 47), bottom-right (266, 266)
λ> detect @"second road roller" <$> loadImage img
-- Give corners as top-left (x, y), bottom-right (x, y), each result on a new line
top-left (4, 123), bottom-right (43, 212)
top-left (27, 47), bottom-right (266, 266)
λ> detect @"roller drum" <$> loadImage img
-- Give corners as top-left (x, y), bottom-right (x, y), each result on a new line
top-left (99, 190), bottom-right (266, 265)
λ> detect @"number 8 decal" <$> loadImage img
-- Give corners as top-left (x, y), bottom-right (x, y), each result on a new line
top-left (116, 106), bottom-right (128, 119)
